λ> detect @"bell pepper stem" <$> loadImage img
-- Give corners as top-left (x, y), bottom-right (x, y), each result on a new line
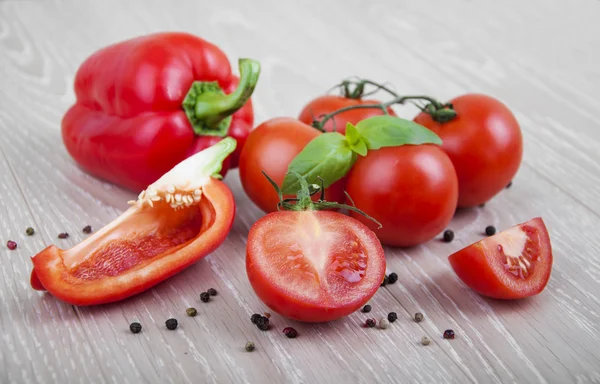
top-left (183, 58), bottom-right (261, 136)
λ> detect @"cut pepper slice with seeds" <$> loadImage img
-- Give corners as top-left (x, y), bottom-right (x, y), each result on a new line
top-left (30, 138), bottom-right (237, 306)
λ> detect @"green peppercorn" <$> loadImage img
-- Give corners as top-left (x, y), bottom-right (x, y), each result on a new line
top-left (186, 308), bottom-right (197, 317)
top-left (129, 322), bottom-right (142, 334)
top-left (414, 312), bottom-right (424, 323)
top-left (245, 341), bottom-right (255, 352)
top-left (207, 288), bottom-right (217, 296)
top-left (200, 292), bottom-right (210, 303)
top-left (25, 227), bottom-right (35, 236)
top-left (165, 318), bottom-right (178, 330)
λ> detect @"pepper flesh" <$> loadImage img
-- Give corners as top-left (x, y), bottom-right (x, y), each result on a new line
top-left (30, 138), bottom-right (236, 306)
top-left (62, 32), bottom-right (259, 192)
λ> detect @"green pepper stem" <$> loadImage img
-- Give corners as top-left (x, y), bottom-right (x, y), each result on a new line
top-left (194, 58), bottom-right (260, 128)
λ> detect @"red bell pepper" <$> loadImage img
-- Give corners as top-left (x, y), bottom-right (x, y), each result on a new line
top-left (62, 32), bottom-right (260, 192)
top-left (30, 138), bottom-right (237, 306)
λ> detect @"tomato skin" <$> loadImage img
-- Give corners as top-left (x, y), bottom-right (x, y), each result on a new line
top-left (448, 217), bottom-right (552, 299)
top-left (246, 210), bottom-right (386, 322)
top-left (298, 95), bottom-right (395, 134)
top-left (413, 94), bottom-right (523, 208)
top-left (239, 117), bottom-right (345, 213)
top-left (345, 145), bottom-right (458, 247)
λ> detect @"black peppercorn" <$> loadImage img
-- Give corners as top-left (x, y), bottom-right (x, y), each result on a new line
top-left (256, 316), bottom-right (269, 327)
top-left (381, 275), bottom-right (388, 286)
top-left (387, 312), bottom-right (398, 323)
top-left (485, 226), bottom-right (496, 236)
top-left (283, 327), bottom-right (298, 338)
top-left (387, 272), bottom-right (398, 284)
top-left (58, 233), bottom-right (69, 239)
top-left (186, 308), bottom-right (197, 317)
top-left (414, 312), bottom-right (424, 323)
top-left (257, 322), bottom-right (270, 331)
top-left (129, 322), bottom-right (142, 334)
top-left (26, 227), bottom-right (35, 236)
top-left (362, 304), bottom-right (372, 313)
top-left (479, 203), bottom-right (486, 208)
top-left (506, 181), bottom-right (512, 189)
top-left (365, 318), bottom-right (376, 328)
top-left (200, 292), bottom-right (210, 303)
top-left (165, 318), bottom-right (178, 330)
top-left (443, 329), bottom-right (455, 339)
top-left (443, 229), bottom-right (454, 242)
top-left (82, 225), bottom-right (92, 234)
top-left (207, 288), bottom-right (217, 296)
top-left (251, 314), bottom-right (262, 324)
top-left (245, 341), bottom-right (255, 352)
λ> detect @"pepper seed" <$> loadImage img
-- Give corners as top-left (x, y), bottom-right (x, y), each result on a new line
top-left (186, 308), bottom-right (197, 317)
top-left (245, 341), bottom-right (255, 352)
top-left (58, 233), bottom-right (69, 239)
top-left (82, 225), bottom-right (92, 234)
top-left (414, 312), bottom-right (424, 323)
top-left (165, 318), bottom-right (178, 330)
top-left (25, 227), bottom-right (35, 236)
top-left (421, 336), bottom-right (431, 345)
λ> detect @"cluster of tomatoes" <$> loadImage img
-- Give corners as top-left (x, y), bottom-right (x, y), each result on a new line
top-left (240, 81), bottom-right (553, 323)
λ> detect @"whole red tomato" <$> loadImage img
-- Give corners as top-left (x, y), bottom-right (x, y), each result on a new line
top-left (414, 94), bottom-right (523, 208)
top-left (298, 95), bottom-right (395, 134)
top-left (239, 117), bottom-right (346, 213)
top-left (345, 145), bottom-right (458, 247)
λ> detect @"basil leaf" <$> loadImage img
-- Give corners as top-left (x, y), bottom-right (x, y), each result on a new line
top-left (282, 133), bottom-right (356, 195)
top-left (345, 123), bottom-right (369, 156)
top-left (355, 115), bottom-right (442, 150)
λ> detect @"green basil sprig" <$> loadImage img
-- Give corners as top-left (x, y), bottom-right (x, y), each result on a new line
top-left (281, 115), bottom-right (442, 195)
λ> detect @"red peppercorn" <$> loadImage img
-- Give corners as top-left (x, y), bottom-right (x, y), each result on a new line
top-left (283, 327), bottom-right (298, 338)
top-left (365, 318), bottom-right (376, 328)
top-left (6, 240), bottom-right (17, 250)
top-left (443, 329), bottom-right (455, 339)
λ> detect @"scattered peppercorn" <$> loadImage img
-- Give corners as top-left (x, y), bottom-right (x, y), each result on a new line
top-left (381, 275), bottom-right (389, 286)
top-left (257, 322), bottom-right (270, 331)
top-left (479, 203), bottom-right (485, 208)
top-left (58, 232), bottom-right (69, 239)
top-left (379, 318), bottom-right (390, 329)
top-left (82, 225), bottom-right (92, 234)
top-left (443, 329), bottom-right (455, 339)
top-left (26, 227), bottom-right (35, 236)
top-left (207, 288), bottom-right (217, 296)
top-left (245, 341), bottom-right (255, 352)
top-left (263, 312), bottom-right (271, 318)
top-left (186, 308), bottom-right (197, 317)
top-left (365, 318), bottom-right (376, 328)
top-left (251, 314), bottom-right (262, 324)
top-left (283, 327), bottom-right (298, 338)
top-left (387, 312), bottom-right (398, 323)
top-left (129, 322), bottom-right (142, 334)
top-left (200, 291), bottom-right (210, 303)
top-left (506, 181), bottom-right (513, 189)
top-left (414, 312), bottom-right (424, 323)
top-left (165, 318), bottom-right (178, 330)
top-left (421, 336), bottom-right (431, 346)
top-left (256, 316), bottom-right (269, 327)
top-left (485, 226), bottom-right (496, 236)
top-left (6, 240), bottom-right (17, 250)
top-left (362, 304), bottom-right (372, 313)
top-left (443, 229), bottom-right (454, 242)
top-left (387, 272), bottom-right (398, 284)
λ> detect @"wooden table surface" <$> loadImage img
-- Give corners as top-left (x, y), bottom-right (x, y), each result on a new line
top-left (2, 1), bottom-right (600, 383)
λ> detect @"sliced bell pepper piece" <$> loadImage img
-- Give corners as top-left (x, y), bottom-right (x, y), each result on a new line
top-left (30, 138), bottom-right (237, 306)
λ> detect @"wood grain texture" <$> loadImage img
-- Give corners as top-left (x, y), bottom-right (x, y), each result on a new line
top-left (1, 0), bottom-right (600, 383)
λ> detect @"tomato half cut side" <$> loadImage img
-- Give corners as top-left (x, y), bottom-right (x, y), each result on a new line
top-left (448, 217), bottom-right (552, 300)
top-left (246, 210), bottom-right (386, 322)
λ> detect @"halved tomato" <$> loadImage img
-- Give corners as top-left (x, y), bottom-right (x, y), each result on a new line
top-left (246, 210), bottom-right (386, 322)
top-left (448, 217), bottom-right (553, 299)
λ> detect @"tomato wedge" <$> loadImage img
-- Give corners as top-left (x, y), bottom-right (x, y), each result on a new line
top-left (30, 138), bottom-right (237, 306)
top-left (247, 210), bottom-right (386, 322)
top-left (448, 217), bottom-right (553, 299)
